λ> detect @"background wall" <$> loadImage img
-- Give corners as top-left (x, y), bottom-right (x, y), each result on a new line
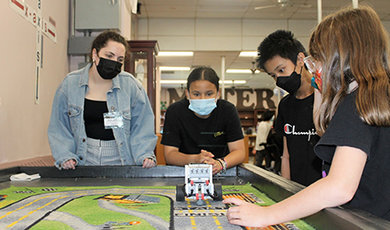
top-left (138, 17), bottom-right (390, 52)
top-left (69, 0), bottom-right (133, 72)
top-left (0, 0), bottom-right (69, 166)
top-left (138, 18), bottom-right (316, 51)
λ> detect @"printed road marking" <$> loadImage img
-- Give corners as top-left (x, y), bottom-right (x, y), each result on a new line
top-left (206, 200), bottom-right (223, 229)
top-left (7, 196), bottom-right (68, 228)
top-left (0, 195), bottom-right (55, 220)
top-left (186, 197), bottom-right (196, 229)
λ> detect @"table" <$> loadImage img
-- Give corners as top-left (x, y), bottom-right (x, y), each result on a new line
top-left (0, 164), bottom-right (389, 230)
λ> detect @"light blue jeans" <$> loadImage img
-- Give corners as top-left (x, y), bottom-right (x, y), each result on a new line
top-left (85, 138), bottom-right (122, 165)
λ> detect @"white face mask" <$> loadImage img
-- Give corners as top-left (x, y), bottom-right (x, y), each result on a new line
top-left (188, 98), bottom-right (217, 116)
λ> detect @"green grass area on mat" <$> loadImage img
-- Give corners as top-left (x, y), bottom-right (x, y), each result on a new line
top-left (114, 194), bottom-right (171, 222)
top-left (58, 195), bottom-right (154, 229)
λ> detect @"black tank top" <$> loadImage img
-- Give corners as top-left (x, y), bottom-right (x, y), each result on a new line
top-left (84, 98), bottom-right (115, 140)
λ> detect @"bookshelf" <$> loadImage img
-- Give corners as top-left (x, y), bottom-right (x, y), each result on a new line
top-left (238, 109), bottom-right (273, 130)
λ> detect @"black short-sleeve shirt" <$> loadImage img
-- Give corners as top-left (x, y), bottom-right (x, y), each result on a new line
top-left (315, 91), bottom-right (390, 221)
top-left (161, 99), bottom-right (244, 159)
top-left (275, 93), bottom-right (322, 186)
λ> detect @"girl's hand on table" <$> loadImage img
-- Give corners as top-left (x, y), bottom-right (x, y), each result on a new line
top-left (61, 159), bottom-right (77, 170)
top-left (143, 158), bottom-right (156, 168)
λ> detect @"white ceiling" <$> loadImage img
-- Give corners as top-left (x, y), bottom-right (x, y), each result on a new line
top-left (137, 0), bottom-right (390, 88)
top-left (138, 0), bottom-right (390, 20)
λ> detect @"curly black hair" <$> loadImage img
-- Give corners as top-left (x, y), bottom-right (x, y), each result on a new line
top-left (257, 30), bottom-right (307, 71)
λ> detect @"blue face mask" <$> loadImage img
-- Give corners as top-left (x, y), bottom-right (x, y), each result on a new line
top-left (188, 98), bottom-right (217, 116)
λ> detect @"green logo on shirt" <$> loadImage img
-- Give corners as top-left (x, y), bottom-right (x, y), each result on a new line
top-left (214, 131), bottom-right (224, 137)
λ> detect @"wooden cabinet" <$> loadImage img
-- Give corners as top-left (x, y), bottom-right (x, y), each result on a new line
top-left (125, 40), bottom-right (159, 131)
top-left (238, 110), bottom-right (255, 128)
top-left (238, 109), bottom-right (273, 130)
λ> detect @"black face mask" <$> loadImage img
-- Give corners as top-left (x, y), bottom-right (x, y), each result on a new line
top-left (96, 57), bottom-right (122, 80)
top-left (276, 71), bottom-right (301, 94)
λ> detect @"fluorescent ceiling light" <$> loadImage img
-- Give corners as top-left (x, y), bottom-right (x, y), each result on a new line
top-left (239, 51), bottom-right (257, 57)
top-left (226, 69), bottom-right (260, 74)
top-left (158, 51), bottom-right (194, 56)
top-left (160, 66), bottom-right (191, 71)
top-left (160, 80), bottom-right (246, 84)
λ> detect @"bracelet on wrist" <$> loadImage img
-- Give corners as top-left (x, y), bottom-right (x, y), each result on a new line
top-left (217, 158), bottom-right (227, 173)
top-left (147, 157), bottom-right (156, 163)
top-left (216, 159), bottom-right (223, 169)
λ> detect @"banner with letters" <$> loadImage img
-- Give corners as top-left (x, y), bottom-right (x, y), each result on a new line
top-left (9, 0), bottom-right (57, 43)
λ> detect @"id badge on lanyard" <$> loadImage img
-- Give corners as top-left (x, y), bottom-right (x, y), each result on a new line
top-left (103, 111), bottom-right (123, 129)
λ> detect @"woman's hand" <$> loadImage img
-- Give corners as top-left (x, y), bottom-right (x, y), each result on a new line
top-left (61, 159), bottom-right (77, 170)
top-left (223, 197), bottom-right (269, 227)
top-left (142, 158), bottom-right (156, 168)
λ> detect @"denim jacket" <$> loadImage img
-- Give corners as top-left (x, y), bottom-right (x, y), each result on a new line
top-left (48, 63), bottom-right (157, 168)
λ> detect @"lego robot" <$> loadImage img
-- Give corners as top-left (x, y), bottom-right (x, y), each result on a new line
top-left (176, 164), bottom-right (223, 201)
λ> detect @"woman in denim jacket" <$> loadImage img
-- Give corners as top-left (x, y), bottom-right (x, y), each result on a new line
top-left (48, 30), bottom-right (157, 170)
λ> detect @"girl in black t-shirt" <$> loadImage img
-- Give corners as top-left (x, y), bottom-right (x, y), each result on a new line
top-left (224, 6), bottom-right (390, 227)
top-left (161, 66), bottom-right (245, 174)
